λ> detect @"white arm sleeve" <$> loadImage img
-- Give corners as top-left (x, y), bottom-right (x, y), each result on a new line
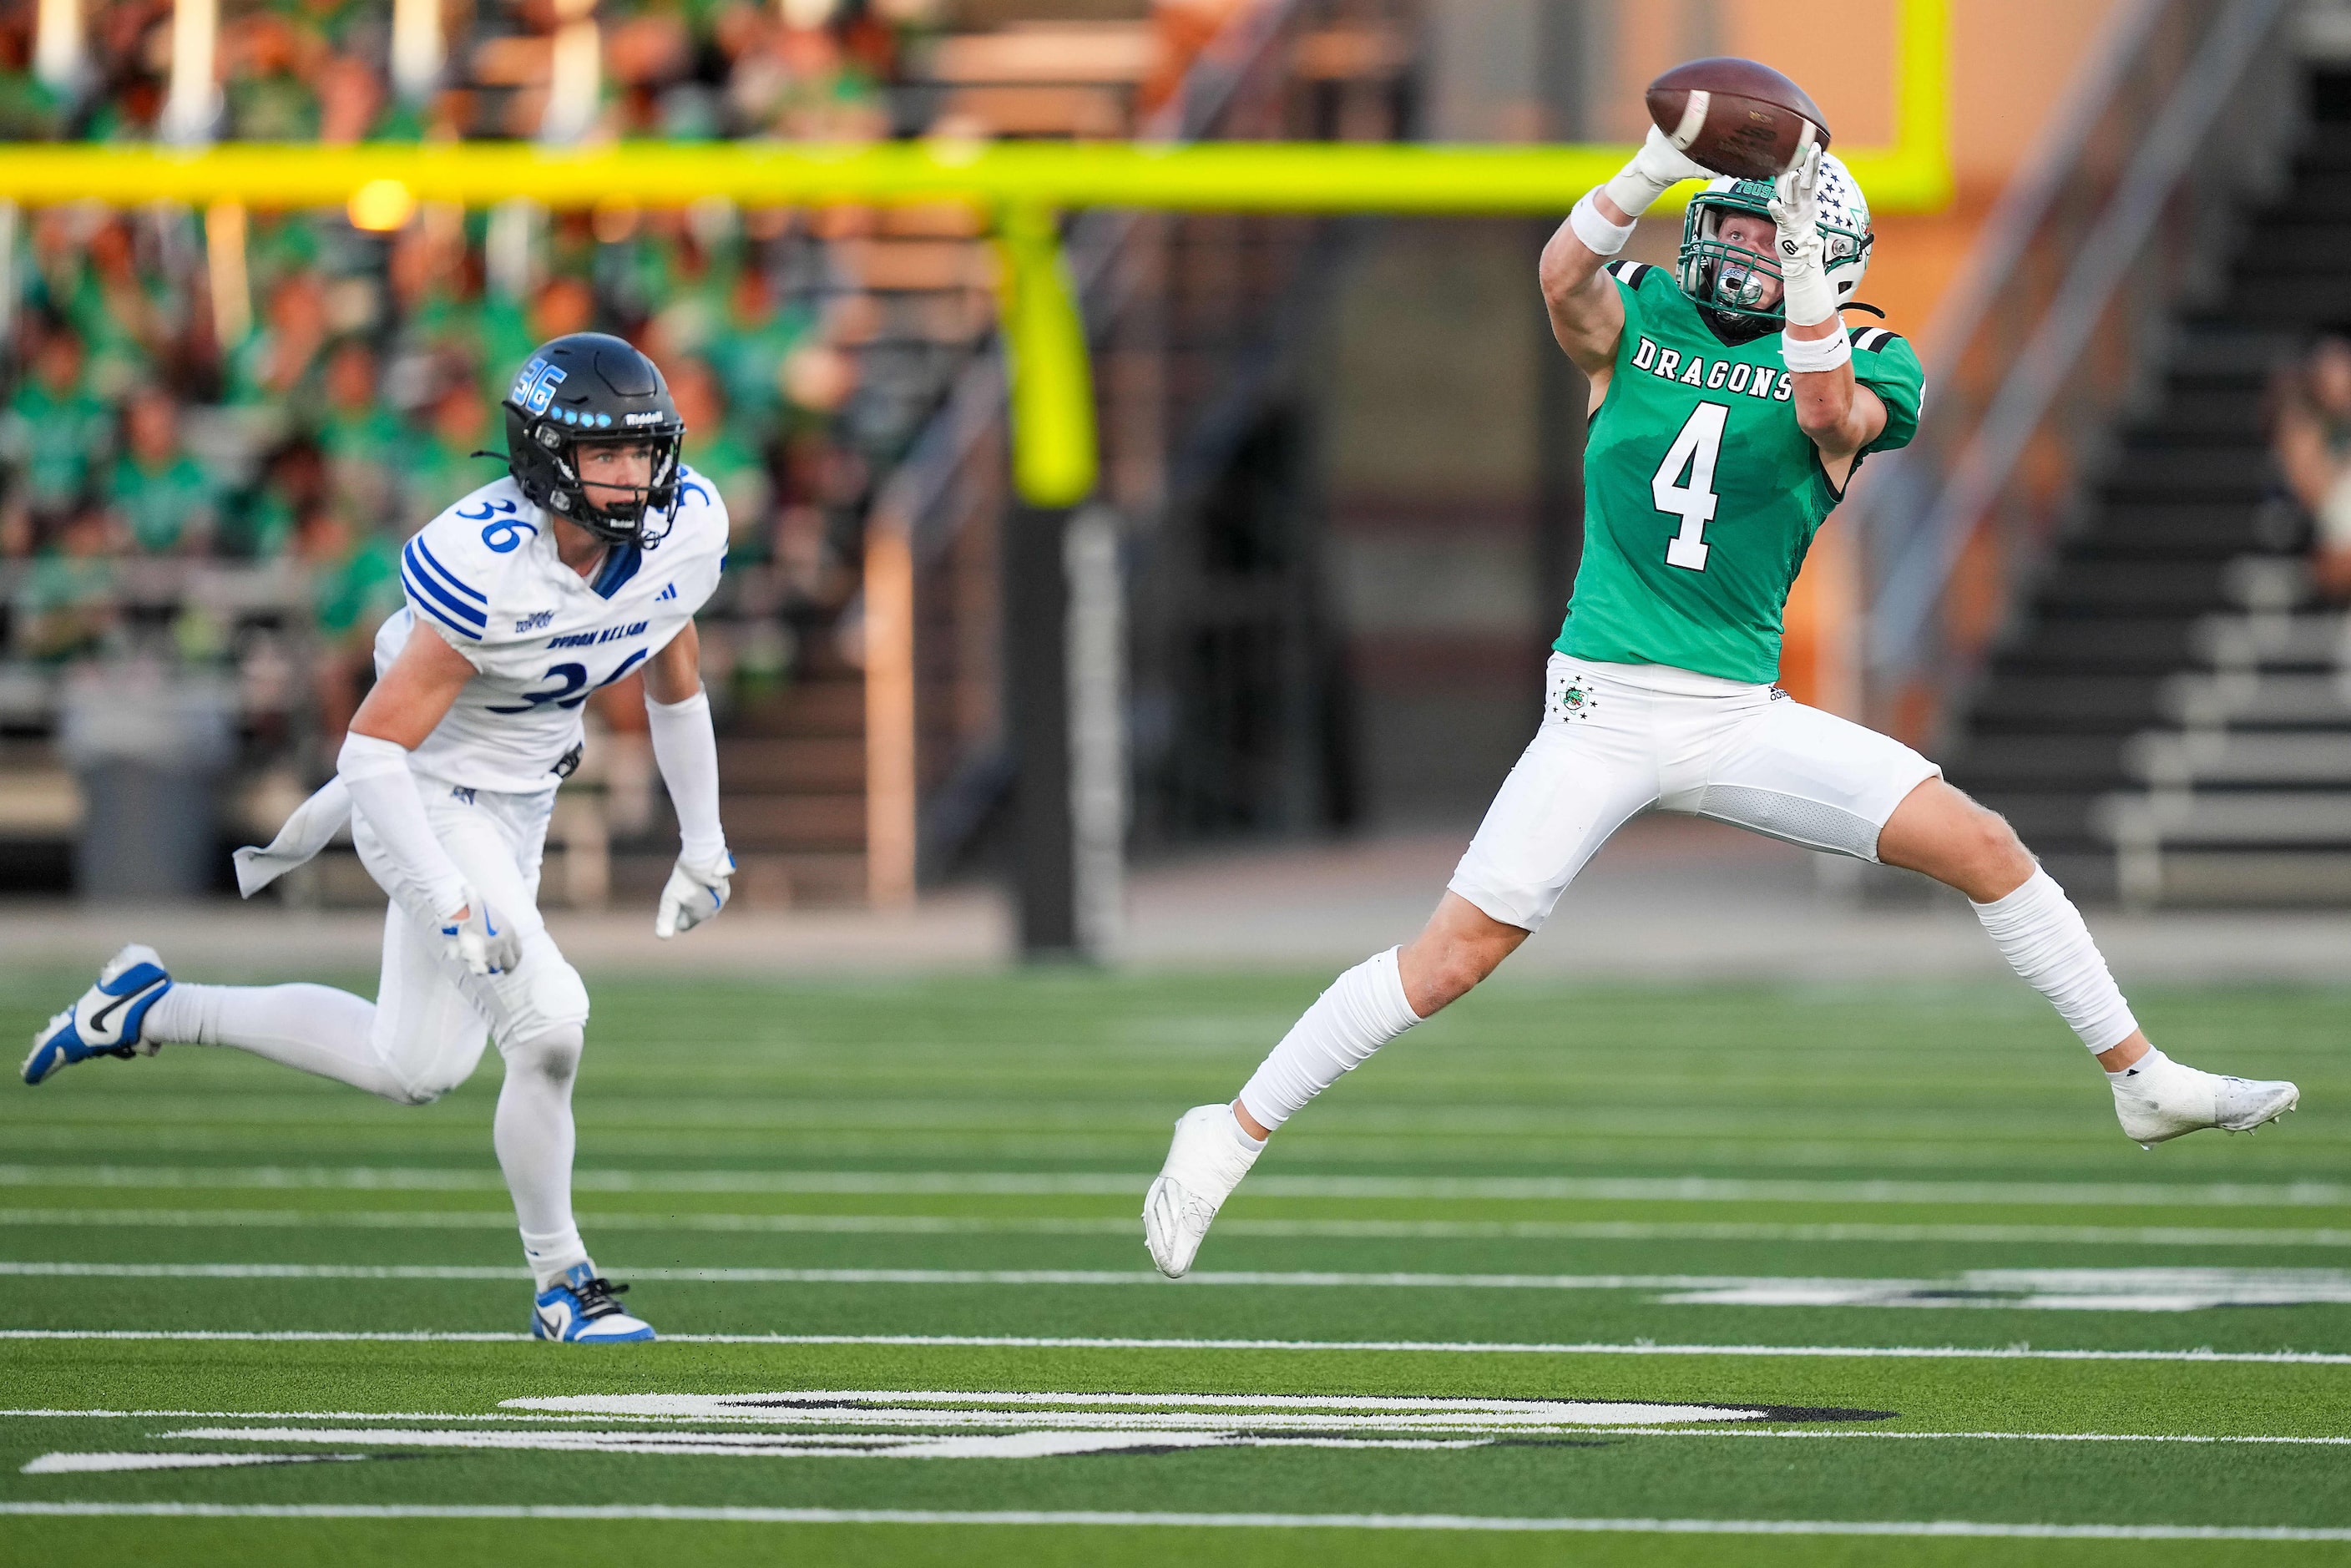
top-left (645, 686), bottom-right (727, 863)
top-left (337, 731), bottom-right (469, 918)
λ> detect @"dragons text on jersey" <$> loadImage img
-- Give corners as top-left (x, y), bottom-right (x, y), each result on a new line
top-left (1557, 260), bottom-right (1925, 685)
top-left (389, 469), bottom-right (728, 793)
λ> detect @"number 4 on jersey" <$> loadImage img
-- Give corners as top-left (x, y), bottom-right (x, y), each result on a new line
top-left (1651, 402), bottom-right (1729, 572)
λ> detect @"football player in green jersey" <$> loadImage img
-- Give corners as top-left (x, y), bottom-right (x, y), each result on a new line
top-left (1141, 126), bottom-right (2301, 1279)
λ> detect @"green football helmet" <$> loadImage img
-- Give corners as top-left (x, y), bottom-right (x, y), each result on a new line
top-left (1676, 152), bottom-right (1873, 339)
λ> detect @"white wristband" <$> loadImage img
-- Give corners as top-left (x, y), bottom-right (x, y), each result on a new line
top-left (645, 685), bottom-right (727, 864)
top-left (1781, 326), bottom-right (1853, 373)
top-left (337, 731), bottom-right (469, 918)
top-left (1778, 250), bottom-right (1838, 329)
top-left (1567, 191), bottom-right (1636, 258)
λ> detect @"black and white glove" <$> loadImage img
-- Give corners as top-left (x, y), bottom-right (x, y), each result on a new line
top-left (1769, 144), bottom-right (1837, 330)
top-left (1573, 125), bottom-right (1713, 258)
top-left (655, 849), bottom-right (734, 939)
top-left (1609, 124), bottom-right (1715, 219)
top-left (440, 893), bottom-right (523, 976)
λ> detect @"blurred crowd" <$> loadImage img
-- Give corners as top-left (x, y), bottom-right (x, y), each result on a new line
top-left (0, 196), bottom-right (906, 754)
top-left (0, 0), bottom-right (1259, 146)
top-left (0, 0), bottom-right (1282, 746)
top-left (0, 0), bottom-right (952, 145)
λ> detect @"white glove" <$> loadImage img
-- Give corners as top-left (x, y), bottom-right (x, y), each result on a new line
top-left (1604, 124), bottom-right (1714, 222)
top-left (1769, 144), bottom-right (1837, 327)
top-left (655, 849), bottom-right (735, 939)
top-left (441, 893), bottom-right (523, 976)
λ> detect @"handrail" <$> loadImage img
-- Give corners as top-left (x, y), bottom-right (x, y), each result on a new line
top-left (1904, 0), bottom-right (2164, 384)
top-left (1854, 0), bottom-right (2299, 735)
top-left (1872, 0), bottom-right (2290, 671)
top-left (862, 0), bottom-right (1333, 901)
top-left (870, 0), bottom-right (1314, 557)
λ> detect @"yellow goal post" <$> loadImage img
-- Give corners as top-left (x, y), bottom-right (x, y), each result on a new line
top-left (0, 0), bottom-right (1948, 507)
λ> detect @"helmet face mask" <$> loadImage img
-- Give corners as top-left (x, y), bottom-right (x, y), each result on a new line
top-left (1675, 159), bottom-right (1873, 337)
top-left (503, 333), bottom-right (688, 549)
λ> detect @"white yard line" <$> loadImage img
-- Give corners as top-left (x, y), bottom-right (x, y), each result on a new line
top-left (8, 1332), bottom-right (2351, 1365)
top-left (7, 1208), bottom-right (2349, 1248)
top-left (0, 1503), bottom-right (2346, 1538)
top-left (10, 1262), bottom-right (2351, 1309)
top-left (5, 1165), bottom-right (2348, 1208)
top-left (0, 1262), bottom-right (1752, 1286)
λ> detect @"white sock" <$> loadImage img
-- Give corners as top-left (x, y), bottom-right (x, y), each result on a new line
top-left (1226, 1105), bottom-right (1266, 1153)
top-left (145, 983), bottom-right (411, 1101)
top-left (1969, 869), bottom-right (2140, 1055)
top-left (496, 1028), bottom-right (589, 1289)
top-left (2106, 1046), bottom-right (2174, 1084)
top-left (1236, 948), bottom-right (1423, 1132)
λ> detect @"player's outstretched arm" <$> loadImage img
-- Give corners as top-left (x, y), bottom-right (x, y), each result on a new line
top-left (345, 622), bottom-right (521, 975)
top-left (1770, 146), bottom-right (1886, 479)
top-left (644, 622), bottom-right (734, 938)
top-left (1541, 126), bottom-right (1710, 379)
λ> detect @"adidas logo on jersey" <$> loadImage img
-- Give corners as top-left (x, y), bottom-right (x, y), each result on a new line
top-left (1629, 337), bottom-right (1793, 402)
top-left (655, 583), bottom-right (677, 602)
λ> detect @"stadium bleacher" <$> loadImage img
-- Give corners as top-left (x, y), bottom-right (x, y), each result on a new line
top-left (0, 0), bottom-right (1408, 904)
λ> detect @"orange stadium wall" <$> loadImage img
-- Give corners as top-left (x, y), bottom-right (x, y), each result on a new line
top-left (1323, 0), bottom-right (2128, 821)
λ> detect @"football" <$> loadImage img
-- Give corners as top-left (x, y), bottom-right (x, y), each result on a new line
top-left (1646, 57), bottom-right (1830, 181)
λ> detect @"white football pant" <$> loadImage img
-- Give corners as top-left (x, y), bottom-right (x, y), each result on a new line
top-left (1449, 654), bottom-right (1939, 931)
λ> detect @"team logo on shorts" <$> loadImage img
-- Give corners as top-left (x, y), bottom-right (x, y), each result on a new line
top-left (1557, 682), bottom-right (1596, 721)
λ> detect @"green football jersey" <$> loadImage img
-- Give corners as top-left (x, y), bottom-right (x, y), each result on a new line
top-left (1555, 260), bottom-right (1926, 685)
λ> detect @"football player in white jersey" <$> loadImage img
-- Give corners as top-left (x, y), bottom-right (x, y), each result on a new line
top-left (23, 333), bottom-right (736, 1343)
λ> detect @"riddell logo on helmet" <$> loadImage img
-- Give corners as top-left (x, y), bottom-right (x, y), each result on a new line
top-left (624, 412), bottom-right (663, 425)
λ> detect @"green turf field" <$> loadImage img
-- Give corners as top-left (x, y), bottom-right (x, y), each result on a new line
top-left (3, 965), bottom-right (2348, 1565)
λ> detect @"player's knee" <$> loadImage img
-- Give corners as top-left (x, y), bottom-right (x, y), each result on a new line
top-left (1964, 801), bottom-right (2030, 872)
top-left (511, 1024), bottom-right (584, 1088)
top-left (1948, 797), bottom-right (2033, 898)
top-left (1419, 938), bottom-right (1503, 1013)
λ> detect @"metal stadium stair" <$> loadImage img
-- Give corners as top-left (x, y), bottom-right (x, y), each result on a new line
top-left (1947, 78), bottom-right (2351, 903)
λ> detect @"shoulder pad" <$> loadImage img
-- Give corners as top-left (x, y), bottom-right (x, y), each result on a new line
top-left (402, 481), bottom-right (530, 644)
top-left (1848, 326), bottom-right (1904, 355)
top-left (665, 467), bottom-right (731, 550)
top-left (1605, 260), bottom-right (1660, 290)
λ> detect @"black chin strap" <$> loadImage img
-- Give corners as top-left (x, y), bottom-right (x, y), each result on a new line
top-left (1696, 306), bottom-right (1778, 348)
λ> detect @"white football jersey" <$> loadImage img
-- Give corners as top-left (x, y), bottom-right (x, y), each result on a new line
top-left (379, 469), bottom-right (730, 794)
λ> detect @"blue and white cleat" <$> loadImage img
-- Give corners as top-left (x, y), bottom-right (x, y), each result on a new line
top-left (531, 1263), bottom-right (655, 1343)
top-left (23, 943), bottom-right (173, 1086)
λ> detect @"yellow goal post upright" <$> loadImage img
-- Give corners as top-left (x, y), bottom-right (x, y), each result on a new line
top-left (0, 0), bottom-right (1950, 906)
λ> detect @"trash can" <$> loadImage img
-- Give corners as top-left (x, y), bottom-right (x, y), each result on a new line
top-left (58, 671), bottom-right (235, 900)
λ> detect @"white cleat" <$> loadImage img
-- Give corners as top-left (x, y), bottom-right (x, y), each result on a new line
top-left (2111, 1054), bottom-right (2300, 1147)
top-left (1142, 1104), bottom-right (1262, 1279)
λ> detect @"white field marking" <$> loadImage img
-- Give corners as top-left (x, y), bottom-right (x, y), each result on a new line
top-left (8, 1165), bottom-right (2351, 1208)
top-left (1660, 1268), bottom-right (2351, 1313)
top-left (160, 1423), bottom-right (2351, 1452)
top-left (9, 1333), bottom-right (2351, 1366)
top-left (499, 1390), bottom-right (1784, 1427)
top-left (13, 1261), bottom-right (2351, 1307)
top-left (2, 1504), bottom-right (2349, 1539)
top-left (21, 1452), bottom-right (367, 1474)
top-left (6, 1405), bottom-right (2348, 1448)
top-left (10, 1208), bottom-right (2351, 1250)
top-left (6, 1409), bottom-right (2344, 1449)
top-left (153, 1427), bottom-right (1485, 1460)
